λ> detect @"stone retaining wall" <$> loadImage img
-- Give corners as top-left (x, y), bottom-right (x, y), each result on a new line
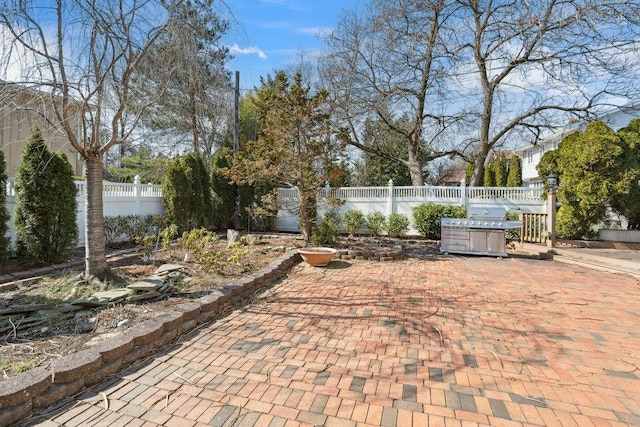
top-left (335, 244), bottom-right (403, 261)
top-left (0, 251), bottom-right (301, 427)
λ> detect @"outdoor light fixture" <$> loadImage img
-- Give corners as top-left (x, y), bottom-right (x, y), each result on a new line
top-left (546, 173), bottom-right (557, 192)
top-left (546, 173), bottom-right (557, 248)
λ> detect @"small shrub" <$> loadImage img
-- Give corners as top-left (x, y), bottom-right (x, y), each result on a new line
top-left (104, 214), bottom-right (162, 246)
top-left (179, 228), bottom-right (219, 251)
top-left (178, 228), bottom-right (223, 270)
top-left (385, 213), bottom-right (409, 237)
top-left (135, 233), bottom-right (157, 262)
top-left (343, 209), bottom-right (366, 236)
top-left (227, 242), bottom-right (250, 264)
top-left (160, 224), bottom-right (179, 249)
top-left (310, 218), bottom-right (339, 246)
top-left (413, 203), bottom-right (466, 239)
top-left (366, 212), bottom-right (386, 236)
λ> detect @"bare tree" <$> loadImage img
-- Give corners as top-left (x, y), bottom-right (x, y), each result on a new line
top-left (0, 0), bottom-right (179, 280)
top-left (322, 0), bottom-right (462, 186)
top-left (453, 0), bottom-right (640, 185)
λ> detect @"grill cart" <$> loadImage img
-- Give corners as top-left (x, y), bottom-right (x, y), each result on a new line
top-left (440, 207), bottom-right (523, 257)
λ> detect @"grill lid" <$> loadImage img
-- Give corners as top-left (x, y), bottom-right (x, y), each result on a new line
top-left (467, 207), bottom-right (507, 220)
top-left (441, 206), bottom-right (522, 229)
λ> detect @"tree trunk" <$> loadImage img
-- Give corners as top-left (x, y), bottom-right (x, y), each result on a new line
top-left (189, 89), bottom-right (200, 156)
top-left (85, 156), bottom-right (108, 277)
top-left (407, 145), bottom-right (424, 186)
top-left (298, 186), bottom-right (314, 244)
top-left (407, 161), bottom-right (424, 186)
top-left (472, 154), bottom-right (485, 186)
top-left (473, 91), bottom-right (493, 186)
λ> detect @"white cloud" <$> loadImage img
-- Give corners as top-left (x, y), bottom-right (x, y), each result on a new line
top-left (229, 43), bottom-right (267, 60)
top-left (259, 0), bottom-right (308, 11)
top-left (298, 26), bottom-right (333, 37)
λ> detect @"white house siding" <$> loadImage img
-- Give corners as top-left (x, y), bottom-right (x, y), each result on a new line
top-left (515, 107), bottom-right (640, 187)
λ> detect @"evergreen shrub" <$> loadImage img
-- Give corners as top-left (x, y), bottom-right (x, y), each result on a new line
top-left (162, 154), bottom-right (213, 233)
top-left (366, 212), bottom-right (386, 236)
top-left (15, 129), bottom-right (78, 263)
top-left (385, 213), bottom-right (409, 237)
top-left (0, 151), bottom-right (10, 262)
top-left (343, 209), bottom-right (366, 236)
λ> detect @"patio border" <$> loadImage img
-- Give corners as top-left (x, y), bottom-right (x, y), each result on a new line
top-left (0, 250), bottom-right (301, 427)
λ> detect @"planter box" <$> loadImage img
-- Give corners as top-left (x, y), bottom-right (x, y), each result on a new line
top-left (599, 229), bottom-right (640, 243)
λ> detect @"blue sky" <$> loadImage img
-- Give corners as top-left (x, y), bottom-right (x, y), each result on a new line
top-left (220, 0), bottom-right (360, 92)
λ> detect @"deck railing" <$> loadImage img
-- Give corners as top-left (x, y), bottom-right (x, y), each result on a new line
top-left (520, 212), bottom-right (548, 243)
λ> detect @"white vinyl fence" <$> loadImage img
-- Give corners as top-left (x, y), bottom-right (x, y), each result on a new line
top-left (274, 181), bottom-right (546, 235)
top-left (4, 176), bottom-right (547, 245)
top-left (6, 175), bottom-right (163, 247)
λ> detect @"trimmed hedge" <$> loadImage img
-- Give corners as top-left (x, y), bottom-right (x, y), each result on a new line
top-left (413, 203), bottom-right (466, 239)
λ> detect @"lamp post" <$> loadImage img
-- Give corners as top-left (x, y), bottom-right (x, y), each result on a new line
top-left (546, 173), bottom-right (557, 248)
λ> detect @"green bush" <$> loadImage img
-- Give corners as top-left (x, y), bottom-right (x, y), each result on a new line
top-left (178, 228), bottom-right (223, 269)
top-left (15, 128), bottom-right (78, 263)
top-left (162, 154), bottom-right (213, 233)
top-left (385, 213), bottom-right (409, 237)
top-left (309, 217), bottom-right (340, 246)
top-left (211, 147), bottom-right (237, 229)
top-left (413, 203), bottom-right (466, 239)
top-left (160, 224), bottom-right (179, 249)
top-left (343, 209), bottom-right (366, 236)
top-left (0, 151), bottom-right (10, 263)
top-left (366, 212), bottom-right (386, 236)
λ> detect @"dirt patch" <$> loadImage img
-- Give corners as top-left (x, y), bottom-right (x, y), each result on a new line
top-left (0, 235), bottom-right (440, 380)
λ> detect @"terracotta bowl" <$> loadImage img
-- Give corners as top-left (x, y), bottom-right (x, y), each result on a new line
top-left (298, 247), bottom-right (337, 267)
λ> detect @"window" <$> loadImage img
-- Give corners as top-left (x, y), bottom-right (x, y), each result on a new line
top-left (526, 149), bottom-right (533, 164)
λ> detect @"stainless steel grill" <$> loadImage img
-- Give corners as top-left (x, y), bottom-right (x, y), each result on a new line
top-left (440, 207), bottom-right (523, 257)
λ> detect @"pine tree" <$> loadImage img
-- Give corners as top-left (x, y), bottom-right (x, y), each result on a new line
top-left (15, 128), bottom-right (78, 263)
top-left (229, 71), bottom-right (343, 242)
top-left (492, 153), bottom-right (508, 186)
top-left (506, 155), bottom-right (523, 187)
top-left (483, 163), bottom-right (496, 186)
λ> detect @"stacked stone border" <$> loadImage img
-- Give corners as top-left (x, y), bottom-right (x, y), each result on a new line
top-left (0, 250), bottom-right (301, 427)
top-left (335, 243), bottom-right (403, 261)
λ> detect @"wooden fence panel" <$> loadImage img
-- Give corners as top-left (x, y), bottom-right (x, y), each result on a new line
top-left (520, 212), bottom-right (547, 243)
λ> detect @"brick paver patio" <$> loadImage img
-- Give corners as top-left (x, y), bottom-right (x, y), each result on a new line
top-left (23, 254), bottom-right (640, 426)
